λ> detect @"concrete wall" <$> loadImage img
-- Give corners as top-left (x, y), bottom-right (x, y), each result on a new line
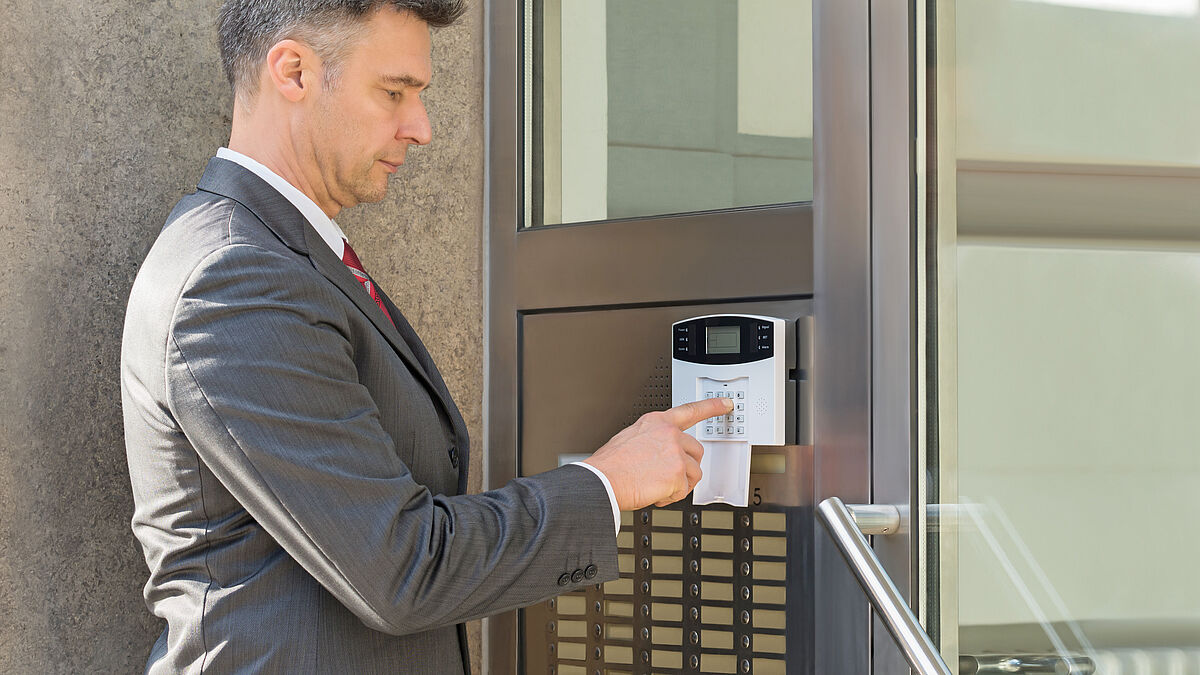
top-left (0, 1), bottom-right (484, 672)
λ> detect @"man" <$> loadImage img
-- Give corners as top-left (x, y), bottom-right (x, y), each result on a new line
top-left (120, 1), bottom-right (732, 673)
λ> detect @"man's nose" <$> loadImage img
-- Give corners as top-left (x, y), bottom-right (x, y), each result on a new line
top-left (398, 98), bottom-right (432, 146)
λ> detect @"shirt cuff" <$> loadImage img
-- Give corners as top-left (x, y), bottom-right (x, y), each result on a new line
top-left (570, 461), bottom-right (622, 537)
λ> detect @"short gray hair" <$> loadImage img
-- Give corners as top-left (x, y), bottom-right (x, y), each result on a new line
top-left (218, 0), bottom-right (465, 103)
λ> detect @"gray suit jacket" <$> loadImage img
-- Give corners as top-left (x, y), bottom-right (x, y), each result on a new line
top-left (121, 158), bottom-right (617, 674)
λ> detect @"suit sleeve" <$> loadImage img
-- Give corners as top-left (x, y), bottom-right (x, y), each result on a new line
top-left (165, 243), bottom-right (618, 636)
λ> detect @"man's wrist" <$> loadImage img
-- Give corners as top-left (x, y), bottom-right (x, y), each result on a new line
top-left (569, 461), bottom-right (621, 536)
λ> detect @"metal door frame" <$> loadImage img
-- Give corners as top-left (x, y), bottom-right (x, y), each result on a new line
top-left (811, 0), bottom-right (926, 673)
top-left (484, 0), bottom-right (923, 672)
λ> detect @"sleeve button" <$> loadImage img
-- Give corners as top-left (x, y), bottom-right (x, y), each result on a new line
top-left (557, 573), bottom-right (571, 587)
top-left (571, 568), bottom-right (585, 583)
top-left (583, 564), bottom-right (598, 579)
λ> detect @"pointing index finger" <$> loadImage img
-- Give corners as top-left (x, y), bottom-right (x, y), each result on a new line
top-left (665, 397), bottom-right (734, 430)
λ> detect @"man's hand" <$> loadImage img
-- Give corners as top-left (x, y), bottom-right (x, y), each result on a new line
top-left (583, 397), bottom-right (733, 511)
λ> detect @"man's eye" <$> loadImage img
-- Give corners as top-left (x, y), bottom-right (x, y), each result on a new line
top-left (386, 90), bottom-right (400, 100)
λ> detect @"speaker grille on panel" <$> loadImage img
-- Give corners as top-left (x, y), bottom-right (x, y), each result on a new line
top-left (627, 357), bottom-right (673, 427)
top-left (753, 397), bottom-right (770, 418)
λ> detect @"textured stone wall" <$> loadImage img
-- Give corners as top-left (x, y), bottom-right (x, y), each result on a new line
top-left (0, 1), bottom-right (484, 672)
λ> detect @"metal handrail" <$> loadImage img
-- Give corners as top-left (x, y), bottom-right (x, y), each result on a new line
top-left (817, 497), bottom-right (953, 675)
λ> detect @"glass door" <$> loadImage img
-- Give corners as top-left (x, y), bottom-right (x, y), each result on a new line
top-left (923, 0), bottom-right (1200, 671)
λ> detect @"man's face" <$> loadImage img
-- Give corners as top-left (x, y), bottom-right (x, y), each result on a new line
top-left (303, 9), bottom-right (433, 211)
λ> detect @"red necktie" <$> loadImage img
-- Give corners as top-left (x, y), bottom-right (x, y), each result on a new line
top-left (341, 239), bottom-right (395, 328)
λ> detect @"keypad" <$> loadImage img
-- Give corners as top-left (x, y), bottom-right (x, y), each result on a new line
top-left (701, 387), bottom-right (747, 438)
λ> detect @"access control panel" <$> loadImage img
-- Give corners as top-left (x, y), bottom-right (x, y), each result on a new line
top-left (672, 315), bottom-right (789, 507)
top-left (519, 303), bottom-right (813, 675)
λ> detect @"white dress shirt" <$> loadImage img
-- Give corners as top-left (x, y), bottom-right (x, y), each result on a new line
top-left (215, 147), bottom-right (622, 536)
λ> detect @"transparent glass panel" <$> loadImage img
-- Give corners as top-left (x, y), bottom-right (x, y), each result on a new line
top-left (929, 0), bottom-right (1200, 671)
top-left (524, 0), bottom-right (814, 227)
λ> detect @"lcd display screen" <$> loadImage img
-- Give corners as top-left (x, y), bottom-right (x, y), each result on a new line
top-left (706, 326), bottom-right (741, 354)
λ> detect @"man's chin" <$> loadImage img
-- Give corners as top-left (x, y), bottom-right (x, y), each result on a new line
top-left (351, 181), bottom-right (391, 206)
top-left (362, 187), bottom-right (390, 204)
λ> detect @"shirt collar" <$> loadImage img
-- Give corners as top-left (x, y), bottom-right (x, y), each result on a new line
top-left (215, 147), bottom-right (347, 260)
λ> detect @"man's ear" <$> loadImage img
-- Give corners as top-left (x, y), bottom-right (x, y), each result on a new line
top-left (265, 39), bottom-right (318, 103)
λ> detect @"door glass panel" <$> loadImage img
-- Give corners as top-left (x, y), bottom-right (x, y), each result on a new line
top-left (930, 0), bottom-right (1200, 670)
top-left (524, 0), bottom-right (814, 227)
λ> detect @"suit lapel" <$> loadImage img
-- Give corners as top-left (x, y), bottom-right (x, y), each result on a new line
top-left (376, 285), bottom-right (471, 486)
top-left (195, 157), bottom-right (443, 411)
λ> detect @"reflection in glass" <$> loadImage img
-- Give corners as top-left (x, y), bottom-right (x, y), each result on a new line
top-left (526, 0), bottom-right (813, 227)
top-left (932, 0), bottom-right (1200, 668)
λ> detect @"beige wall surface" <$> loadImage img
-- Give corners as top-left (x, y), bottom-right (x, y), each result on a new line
top-left (0, 1), bottom-right (484, 672)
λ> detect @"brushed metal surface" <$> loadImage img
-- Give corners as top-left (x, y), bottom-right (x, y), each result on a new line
top-left (848, 504), bottom-right (903, 537)
top-left (484, 0), bottom-right (522, 670)
top-left (870, 0), bottom-right (921, 673)
top-left (514, 206), bottom-right (813, 310)
top-left (813, 0), bottom-right (873, 672)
